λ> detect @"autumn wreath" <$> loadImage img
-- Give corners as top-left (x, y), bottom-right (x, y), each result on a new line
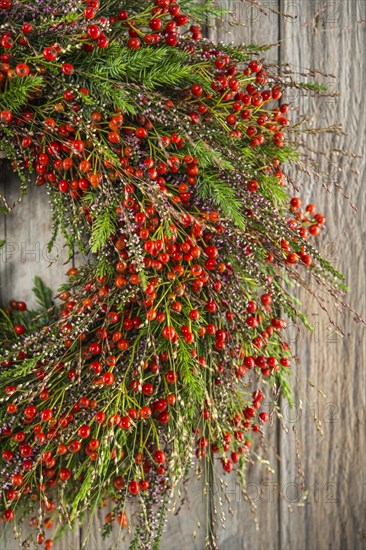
top-left (0, 1), bottom-right (347, 548)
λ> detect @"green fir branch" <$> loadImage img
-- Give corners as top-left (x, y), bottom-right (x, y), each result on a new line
top-left (180, 0), bottom-right (228, 22)
top-left (197, 174), bottom-right (246, 230)
top-left (0, 75), bottom-right (44, 113)
top-left (90, 206), bottom-right (118, 253)
top-left (32, 276), bottom-right (54, 310)
top-left (85, 44), bottom-right (193, 91)
top-left (298, 82), bottom-right (328, 93)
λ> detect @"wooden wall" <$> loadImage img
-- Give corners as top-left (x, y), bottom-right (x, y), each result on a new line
top-left (1, 1), bottom-right (365, 548)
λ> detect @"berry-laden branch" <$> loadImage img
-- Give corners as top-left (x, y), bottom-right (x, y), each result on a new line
top-left (0, 1), bottom-right (349, 549)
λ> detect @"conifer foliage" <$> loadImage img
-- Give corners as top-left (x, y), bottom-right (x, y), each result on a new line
top-left (0, 1), bottom-right (346, 548)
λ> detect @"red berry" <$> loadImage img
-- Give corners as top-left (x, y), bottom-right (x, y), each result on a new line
top-left (119, 416), bottom-right (131, 429)
top-left (231, 452), bottom-right (239, 463)
top-left (142, 383), bottom-right (154, 396)
top-left (97, 35), bottom-right (109, 49)
top-left (78, 425), bottom-right (91, 439)
top-left (175, 14), bottom-right (189, 26)
top-left (306, 204), bottom-right (316, 214)
top-left (58, 180), bottom-right (68, 193)
top-left (2, 450), bottom-right (13, 462)
top-left (162, 326), bottom-right (176, 340)
top-left (15, 63), bottom-right (30, 77)
top-left (41, 408), bottom-right (53, 421)
top-left (154, 450), bottom-right (166, 464)
top-left (166, 34), bottom-right (178, 47)
top-left (59, 468), bottom-right (71, 481)
top-left (222, 459), bottom-right (233, 472)
top-left (247, 180), bottom-right (258, 192)
top-left (0, 110), bottom-right (13, 123)
top-left (1, 35), bottom-right (14, 49)
top-left (248, 60), bottom-right (262, 73)
top-left (61, 63), bottom-right (74, 75)
top-left (189, 309), bottom-right (200, 320)
top-left (140, 479), bottom-right (149, 491)
top-left (165, 370), bottom-right (178, 384)
top-left (128, 480), bottom-right (140, 495)
top-left (95, 411), bottom-right (106, 424)
top-left (3, 509), bottom-right (14, 522)
top-left (24, 405), bottom-right (37, 418)
top-left (118, 10), bottom-right (129, 20)
top-left (149, 18), bottom-right (162, 31)
top-left (158, 411), bottom-right (170, 424)
top-left (309, 224), bottom-right (321, 236)
top-left (301, 253), bottom-right (312, 266)
top-left (246, 316), bottom-right (258, 328)
top-left (22, 23), bottom-right (33, 33)
top-left (11, 474), bottom-right (23, 486)
top-left (103, 372), bottom-right (115, 385)
top-left (261, 293), bottom-right (272, 306)
top-left (286, 253), bottom-right (298, 264)
top-left (84, 6), bottom-right (96, 19)
top-left (191, 83), bottom-right (203, 96)
top-left (43, 46), bottom-right (58, 61)
top-left (290, 197), bottom-right (302, 210)
top-left (128, 37), bottom-right (141, 50)
top-left (87, 25), bottom-right (101, 39)
top-left (136, 127), bottom-right (148, 139)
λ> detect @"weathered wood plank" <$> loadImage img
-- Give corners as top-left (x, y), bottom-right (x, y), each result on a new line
top-left (278, 1), bottom-right (366, 549)
top-left (0, 164), bottom-right (67, 308)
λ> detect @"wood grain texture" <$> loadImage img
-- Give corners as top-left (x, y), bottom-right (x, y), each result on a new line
top-left (278, 1), bottom-right (366, 549)
top-left (0, 1), bottom-right (365, 548)
top-left (0, 162), bottom-right (68, 308)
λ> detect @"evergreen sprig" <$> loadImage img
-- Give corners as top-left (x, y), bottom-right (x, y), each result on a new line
top-left (32, 276), bottom-right (54, 310)
top-left (0, 75), bottom-right (44, 113)
top-left (90, 206), bottom-right (118, 253)
top-left (197, 174), bottom-right (246, 229)
top-left (87, 44), bottom-right (193, 91)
